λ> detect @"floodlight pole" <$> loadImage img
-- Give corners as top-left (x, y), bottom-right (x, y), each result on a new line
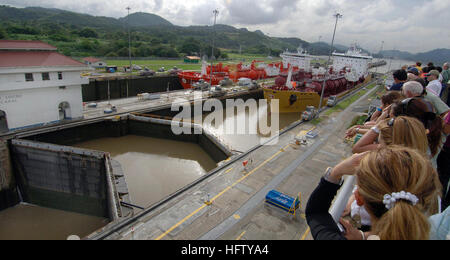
top-left (318, 13), bottom-right (342, 110)
top-left (375, 40), bottom-right (384, 74)
top-left (210, 9), bottom-right (219, 86)
top-left (127, 6), bottom-right (132, 97)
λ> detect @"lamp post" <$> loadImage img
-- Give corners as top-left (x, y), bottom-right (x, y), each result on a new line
top-left (317, 35), bottom-right (322, 55)
top-left (375, 40), bottom-right (384, 74)
top-left (318, 12), bottom-right (342, 110)
top-left (210, 9), bottom-right (219, 86)
top-left (127, 6), bottom-right (132, 97)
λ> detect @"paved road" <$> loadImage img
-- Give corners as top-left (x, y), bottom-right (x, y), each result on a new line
top-left (91, 83), bottom-right (380, 240)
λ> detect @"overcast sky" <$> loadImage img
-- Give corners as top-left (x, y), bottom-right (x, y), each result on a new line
top-left (3, 0), bottom-right (450, 53)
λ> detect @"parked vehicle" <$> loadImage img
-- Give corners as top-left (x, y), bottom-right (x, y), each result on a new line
top-left (248, 80), bottom-right (260, 90)
top-left (210, 86), bottom-right (226, 97)
top-left (139, 69), bottom-right (155, 76)
top-left (302, 106), bottom-right (318, 121)
top-left (219, 77), bottom-right (233, 87)
top-left (193, 79), bottom-right (211, 91)
top-left (327, 96), bottom-right (337, 107)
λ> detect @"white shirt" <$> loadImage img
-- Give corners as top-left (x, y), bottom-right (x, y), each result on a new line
top-left (427, 79), bottom-right (442, 96)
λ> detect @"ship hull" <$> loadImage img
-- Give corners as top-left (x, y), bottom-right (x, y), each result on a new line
top-left (263, 89), bottom-right (323, 113)
top-left (264, 74), bottom-right (372, 113)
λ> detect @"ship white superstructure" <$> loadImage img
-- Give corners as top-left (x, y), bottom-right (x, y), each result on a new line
top-left (332, 46), bottom-right (373, 81)
top-left (280, 47), bottom-right (313, 71)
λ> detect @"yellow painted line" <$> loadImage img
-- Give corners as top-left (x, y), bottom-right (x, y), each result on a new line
top-left (301, 227), bottom-right (310, 240)
top-left (155, 143), bottom-right (291, 240)
top-left (155, 204), bottom-right (207, 240)
top-left (224, 168), bottom-right (233, 174)
top-left (236, 231), bottom-right (246, 240)
top-left (295, 126), bottom-right (316, 138)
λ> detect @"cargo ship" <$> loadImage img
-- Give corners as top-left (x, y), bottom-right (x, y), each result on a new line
top-left (178, 60), bottom-right (281, 89)
top-left (263, 46), bottom-right (373, 113)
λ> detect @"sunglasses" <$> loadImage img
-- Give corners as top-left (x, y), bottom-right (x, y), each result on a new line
top-left (388, 118), bottom-right (395, 127)
top-left (399, 97), bottom-right (435, 115)
top-left (400, 98), bottom-right (414, 115)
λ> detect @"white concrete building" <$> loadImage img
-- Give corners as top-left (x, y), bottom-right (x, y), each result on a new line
top-left (0, 40), bottom-right (89, 132)
top-left (82, 57), bottom-right (107, 69)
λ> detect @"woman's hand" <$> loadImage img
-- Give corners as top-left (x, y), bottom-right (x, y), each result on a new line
top-left (345, 125), bottom-right (361, 138)
top-left (328, 152), bottom-right (369, 183)
top-left (340, 218), bottom-right (364, 240)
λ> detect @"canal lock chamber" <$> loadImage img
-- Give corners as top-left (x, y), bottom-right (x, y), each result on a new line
top-left (0, 113), bottom-right (233, 239)
top-left (0, 88), bottom-right (305, 239)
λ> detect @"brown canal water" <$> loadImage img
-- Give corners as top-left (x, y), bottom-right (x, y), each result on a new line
top-left (76, 107), bottom-right (302, 209)
top-left (75, 135), bottom-right (217, 209)
top-left (201, 106), bottom-right (302, 152)
top-left (0, 203), bottom-right (108, 240)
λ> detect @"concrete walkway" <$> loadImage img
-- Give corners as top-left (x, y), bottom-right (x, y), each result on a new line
top-left (98, 84), bottom-right (380, 240)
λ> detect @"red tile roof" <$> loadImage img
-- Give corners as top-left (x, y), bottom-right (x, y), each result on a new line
top-left (0, 51), bottom-right (87, 68)
top-left (82, 57), bottom-right (102, 63)
top-left (0, 40), bottom-right (57, 51)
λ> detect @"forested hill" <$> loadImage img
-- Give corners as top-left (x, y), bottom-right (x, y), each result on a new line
top-left (0, 5), bottom-right (342, 58)
top-left (0, 5), bottom-right (448, 64)
top-left (381, 49), bottom-right (450, 66)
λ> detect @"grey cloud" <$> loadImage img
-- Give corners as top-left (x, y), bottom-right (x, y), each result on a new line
top-left (222, 0), bottom-right (299, 25)
top-left (2, 0), bottom-right (450, 53)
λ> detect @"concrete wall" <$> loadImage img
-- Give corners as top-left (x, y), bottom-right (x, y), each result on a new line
top-left (0, 85), bottom-right (83, 131)
top-left (0, 139), bottom-right (20, 211)
top-left (82, 75), bottom-right (183, 102)
top-left (23, 116), bottom-right (230, 167)
top-left (10, 139), bottom-right (111, 218)
top-left (0, 69), bottom-right (89, 92)
top-left (127, 116), bottom-right (231, 162)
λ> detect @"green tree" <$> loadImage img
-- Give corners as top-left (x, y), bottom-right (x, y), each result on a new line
top-left (79, 27), bottom-right (98, 38)
top-left (49, 33), bottom-right (70, 42)
top-left (179, 37), bottom-right (201, 55)
top-left (78, 39), bottom-right (96, 51)
top-left (136, 44), bottom-right (152, 57)
top-left (151, 45), bottom-right (179, 58)
top-left (203, 45), bottom-right (221, 59)
top-left (0, 26), bottom-right (7, 39)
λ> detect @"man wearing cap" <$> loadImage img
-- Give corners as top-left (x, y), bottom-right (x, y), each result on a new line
top-left (442, 62), bottom-right (450, 104)
top-left (408, 67), bottom-right (420, 76)
top-left (441, 62), bottom-right (450, 104)
top-left (426, 70), bottom-right (443, 97)
top-left (443, 63), bottom-right (450, 84)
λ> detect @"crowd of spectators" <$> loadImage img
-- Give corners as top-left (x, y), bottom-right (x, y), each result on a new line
top-left (306, 61), bottom-right (450, 240)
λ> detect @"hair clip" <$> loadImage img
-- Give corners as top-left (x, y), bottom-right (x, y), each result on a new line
top-left (383, 191), bottom-right (419, 210)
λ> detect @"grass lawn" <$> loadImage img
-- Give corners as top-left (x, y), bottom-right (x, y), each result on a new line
top-left (103, 54), bottom-right (283, 73)
top-left (104, 59), bottom-right (202, 71)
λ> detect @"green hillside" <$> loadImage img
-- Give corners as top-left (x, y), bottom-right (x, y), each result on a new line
top-left (0, 5), bottom-right (334, 59)
top-left (1, 5), bottom-right (447, 64)
top-left (118, 12), bottom-right (173, 27)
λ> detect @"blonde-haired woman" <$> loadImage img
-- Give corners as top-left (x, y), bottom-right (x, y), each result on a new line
top-left (306, 146), bottom-right (442, 240)
top-left (353, 116), bottom-right (429, 156)
top-left (378, 116), bottom-right (429, 154)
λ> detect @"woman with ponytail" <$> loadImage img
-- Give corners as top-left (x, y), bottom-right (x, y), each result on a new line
top-left (391, 97), bottom-right (443, 157)
top-left (306, 146), bottom-right (442, 240)
top-left (356, 146), bottom-right (441, 240)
